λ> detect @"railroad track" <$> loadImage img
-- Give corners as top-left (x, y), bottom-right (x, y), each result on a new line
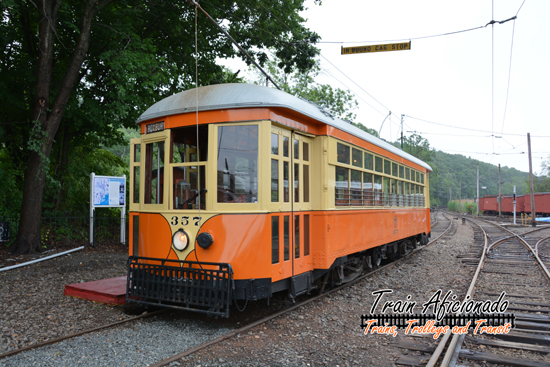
top-left (1, 212), bottom-right (454, 366)
top-left (427, 217), bottom-right (550, 367)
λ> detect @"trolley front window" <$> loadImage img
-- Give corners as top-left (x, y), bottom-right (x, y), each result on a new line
top-left (144, 141), bottom-right (164, 204)
top-left (217, 125), bottom-right (259, 203)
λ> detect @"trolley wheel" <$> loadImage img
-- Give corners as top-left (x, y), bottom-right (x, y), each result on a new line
top-left (398, 242), bottom-right (407, 257)
top-left (371, 247), bottom-right (382, 268)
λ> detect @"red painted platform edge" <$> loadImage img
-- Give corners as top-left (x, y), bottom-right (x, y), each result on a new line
top-left (64, 287), bottom-right (126, 305)
top-left (64, 276), bottom-right (127, 305)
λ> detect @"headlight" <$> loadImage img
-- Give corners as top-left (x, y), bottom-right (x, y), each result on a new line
top-left (172, 228), bottom-right (189, 251)
top-left (197, 232), bottom-right (214, 249)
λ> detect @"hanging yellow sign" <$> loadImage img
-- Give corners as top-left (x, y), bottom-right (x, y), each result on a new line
top-left (341, 41), bottom-right (411, 55)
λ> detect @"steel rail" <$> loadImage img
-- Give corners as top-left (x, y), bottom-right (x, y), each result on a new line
top-left (151, 212), bottom-right (455, 367)
top-left (534, 235), bottom-right (550, 258)
top-left (480, 218), bottom-right (550, 283)
top-left (0, 309), bottom-right (168, 360)
top-left (427, 218), bottom-right (489, 367)
top-left (438, 217), bottom-right (550, 367)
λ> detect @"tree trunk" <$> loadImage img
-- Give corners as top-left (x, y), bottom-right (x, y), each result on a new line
top-left (10, 151), bottom-right (50, 254)
top-left (9, 0), bottom-right (115, 254)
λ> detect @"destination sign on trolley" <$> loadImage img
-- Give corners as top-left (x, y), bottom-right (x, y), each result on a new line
top-left (341, 41), bottom-right (411, 55)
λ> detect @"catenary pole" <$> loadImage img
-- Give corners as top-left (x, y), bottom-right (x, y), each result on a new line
top-left (476, 164), bottom-right (479, 216)
top-left (528, 133), bottom-right (536, 226)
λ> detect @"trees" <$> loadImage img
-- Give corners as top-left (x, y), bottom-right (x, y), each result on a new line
top-left (401, 133), bottom-right (435, 166)
top-left (531, 155), bottom-right (550, 192)
top-left (1, 0), bottom-right (320, 254)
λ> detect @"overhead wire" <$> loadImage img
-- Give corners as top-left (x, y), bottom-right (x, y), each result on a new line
top-left (500, 0), bottom-right (526, 134)
top-left (404, 114), bottom-right (550, 137)
top-left (200, 0), bottom-right (543, 164)
top-left (318, 15), bottom-right (517, 44)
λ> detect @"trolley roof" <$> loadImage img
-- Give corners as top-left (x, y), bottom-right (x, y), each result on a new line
top-left (137, 83), bottom-right (432, 171)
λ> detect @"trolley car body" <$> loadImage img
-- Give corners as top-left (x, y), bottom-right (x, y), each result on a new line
top-left (127, 84), bottom-right (431, 317)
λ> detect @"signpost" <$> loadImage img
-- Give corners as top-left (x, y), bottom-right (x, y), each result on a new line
top-left (341, 41), bottom-right (411, 55)
top-left (90, 173), bottom-right (126, 246)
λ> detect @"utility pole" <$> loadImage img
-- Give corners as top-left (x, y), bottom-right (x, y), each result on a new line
top-left (476, 164), bottom-right (479, 216)
top-left (459, 179), bottom-right (462, 210)
top-left (513, 185), bottom-right (516, 225)
top-left (528, 133), bottom-right (536, 226)
top-left (498, 164), bottom-right (501, 217)
top-left (401, 114), bottom-right (404, 149)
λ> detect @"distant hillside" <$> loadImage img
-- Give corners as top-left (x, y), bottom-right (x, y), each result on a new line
top-left (429, 150), bottom-right (530, 206)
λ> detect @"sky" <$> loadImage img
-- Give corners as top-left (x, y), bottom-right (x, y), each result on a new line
top-left (222, 0), bottom-right (550, 174)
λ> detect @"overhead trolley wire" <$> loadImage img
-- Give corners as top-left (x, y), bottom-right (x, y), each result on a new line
top-left (317, 16), bottom-right (517, 44)
top-left (404, 114), bottom-right (550, 138)
top-left (501, 0), bottom-right (526, 134)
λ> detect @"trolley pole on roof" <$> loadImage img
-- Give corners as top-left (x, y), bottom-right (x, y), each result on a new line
top-left (528, 133), bottom-right (536, 226)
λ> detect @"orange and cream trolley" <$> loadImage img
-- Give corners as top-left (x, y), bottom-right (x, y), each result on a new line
top-left (127, 84), bottom-right (431, 317)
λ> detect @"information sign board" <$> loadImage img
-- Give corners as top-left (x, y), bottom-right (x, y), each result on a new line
top-left (90, 173), bottom-right (126, 246)
top-left (92, 176), bottom-right (126, 207)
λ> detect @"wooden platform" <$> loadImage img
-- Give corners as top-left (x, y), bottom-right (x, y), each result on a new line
top-left (64, 276), bottom-right (127, 305)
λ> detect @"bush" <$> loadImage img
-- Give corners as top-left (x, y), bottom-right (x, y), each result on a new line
top-left (447, 201), bottom-right (459, 212)
top-left (462, 202), bottom-right (477, 215)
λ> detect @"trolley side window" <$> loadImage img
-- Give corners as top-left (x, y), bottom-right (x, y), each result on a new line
top-left (144, 141), bottom-right (164, 204)
top-left (271, 216), bottom-right (279, 264)
top-left (217, 125), bottom-right (259, 203)
top-left (337, 143), bottom-right (350, 164)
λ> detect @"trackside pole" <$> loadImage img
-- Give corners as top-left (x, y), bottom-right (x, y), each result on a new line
top-left (513, 185), bottom-right (516, 225)
top-left (121, 174), bottom-right (126, 245)
top-left (90, 172), bottom-right (95, 246)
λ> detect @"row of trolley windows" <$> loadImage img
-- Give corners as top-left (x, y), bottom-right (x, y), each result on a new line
top-left (335, 167), bottom-right (425, 207)
top-left (337, 142), bottom-right (425, 184)
top-left (271, 215), bottom-right (310, 264)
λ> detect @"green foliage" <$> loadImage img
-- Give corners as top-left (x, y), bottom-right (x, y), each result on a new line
top-left (42, 148), bottom-right (127, 213)
top-left (401, 134), bottom-right (435, 166)
top-left (0, 148), bottom-right (23, 217)
top-left (462, 202), bottom-right (477, 215)
top-left (528, 155), bottom-right (550, 192)
top-left (354, 123), bottom-right (379, 137)
top-left (447, 201), bottom-right (459, 212)
top-left (431, 150), bottom-right (529, 207)
top-left (1, 0), bottom-right (321, 218)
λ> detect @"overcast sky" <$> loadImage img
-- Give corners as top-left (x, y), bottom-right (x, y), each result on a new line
top-left (222, 1), bottom-right (549, 174)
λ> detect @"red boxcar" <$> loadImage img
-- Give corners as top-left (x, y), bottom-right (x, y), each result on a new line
top-left (516, 195), bottom-right (525, 213)
top-left (500, 196), bottom-right (514, 214)
top-left (480, 195), bottom-right (498, 214)
top-left (525, 193), bottom-right (550, 216)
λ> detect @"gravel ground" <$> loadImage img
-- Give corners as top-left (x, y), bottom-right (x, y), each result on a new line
top-left (1, 216), bottom-right (477, 366)
top-left (0, 247), bottom-right (132, 354)
top-left (2, 315), bottom-right (232, 367)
